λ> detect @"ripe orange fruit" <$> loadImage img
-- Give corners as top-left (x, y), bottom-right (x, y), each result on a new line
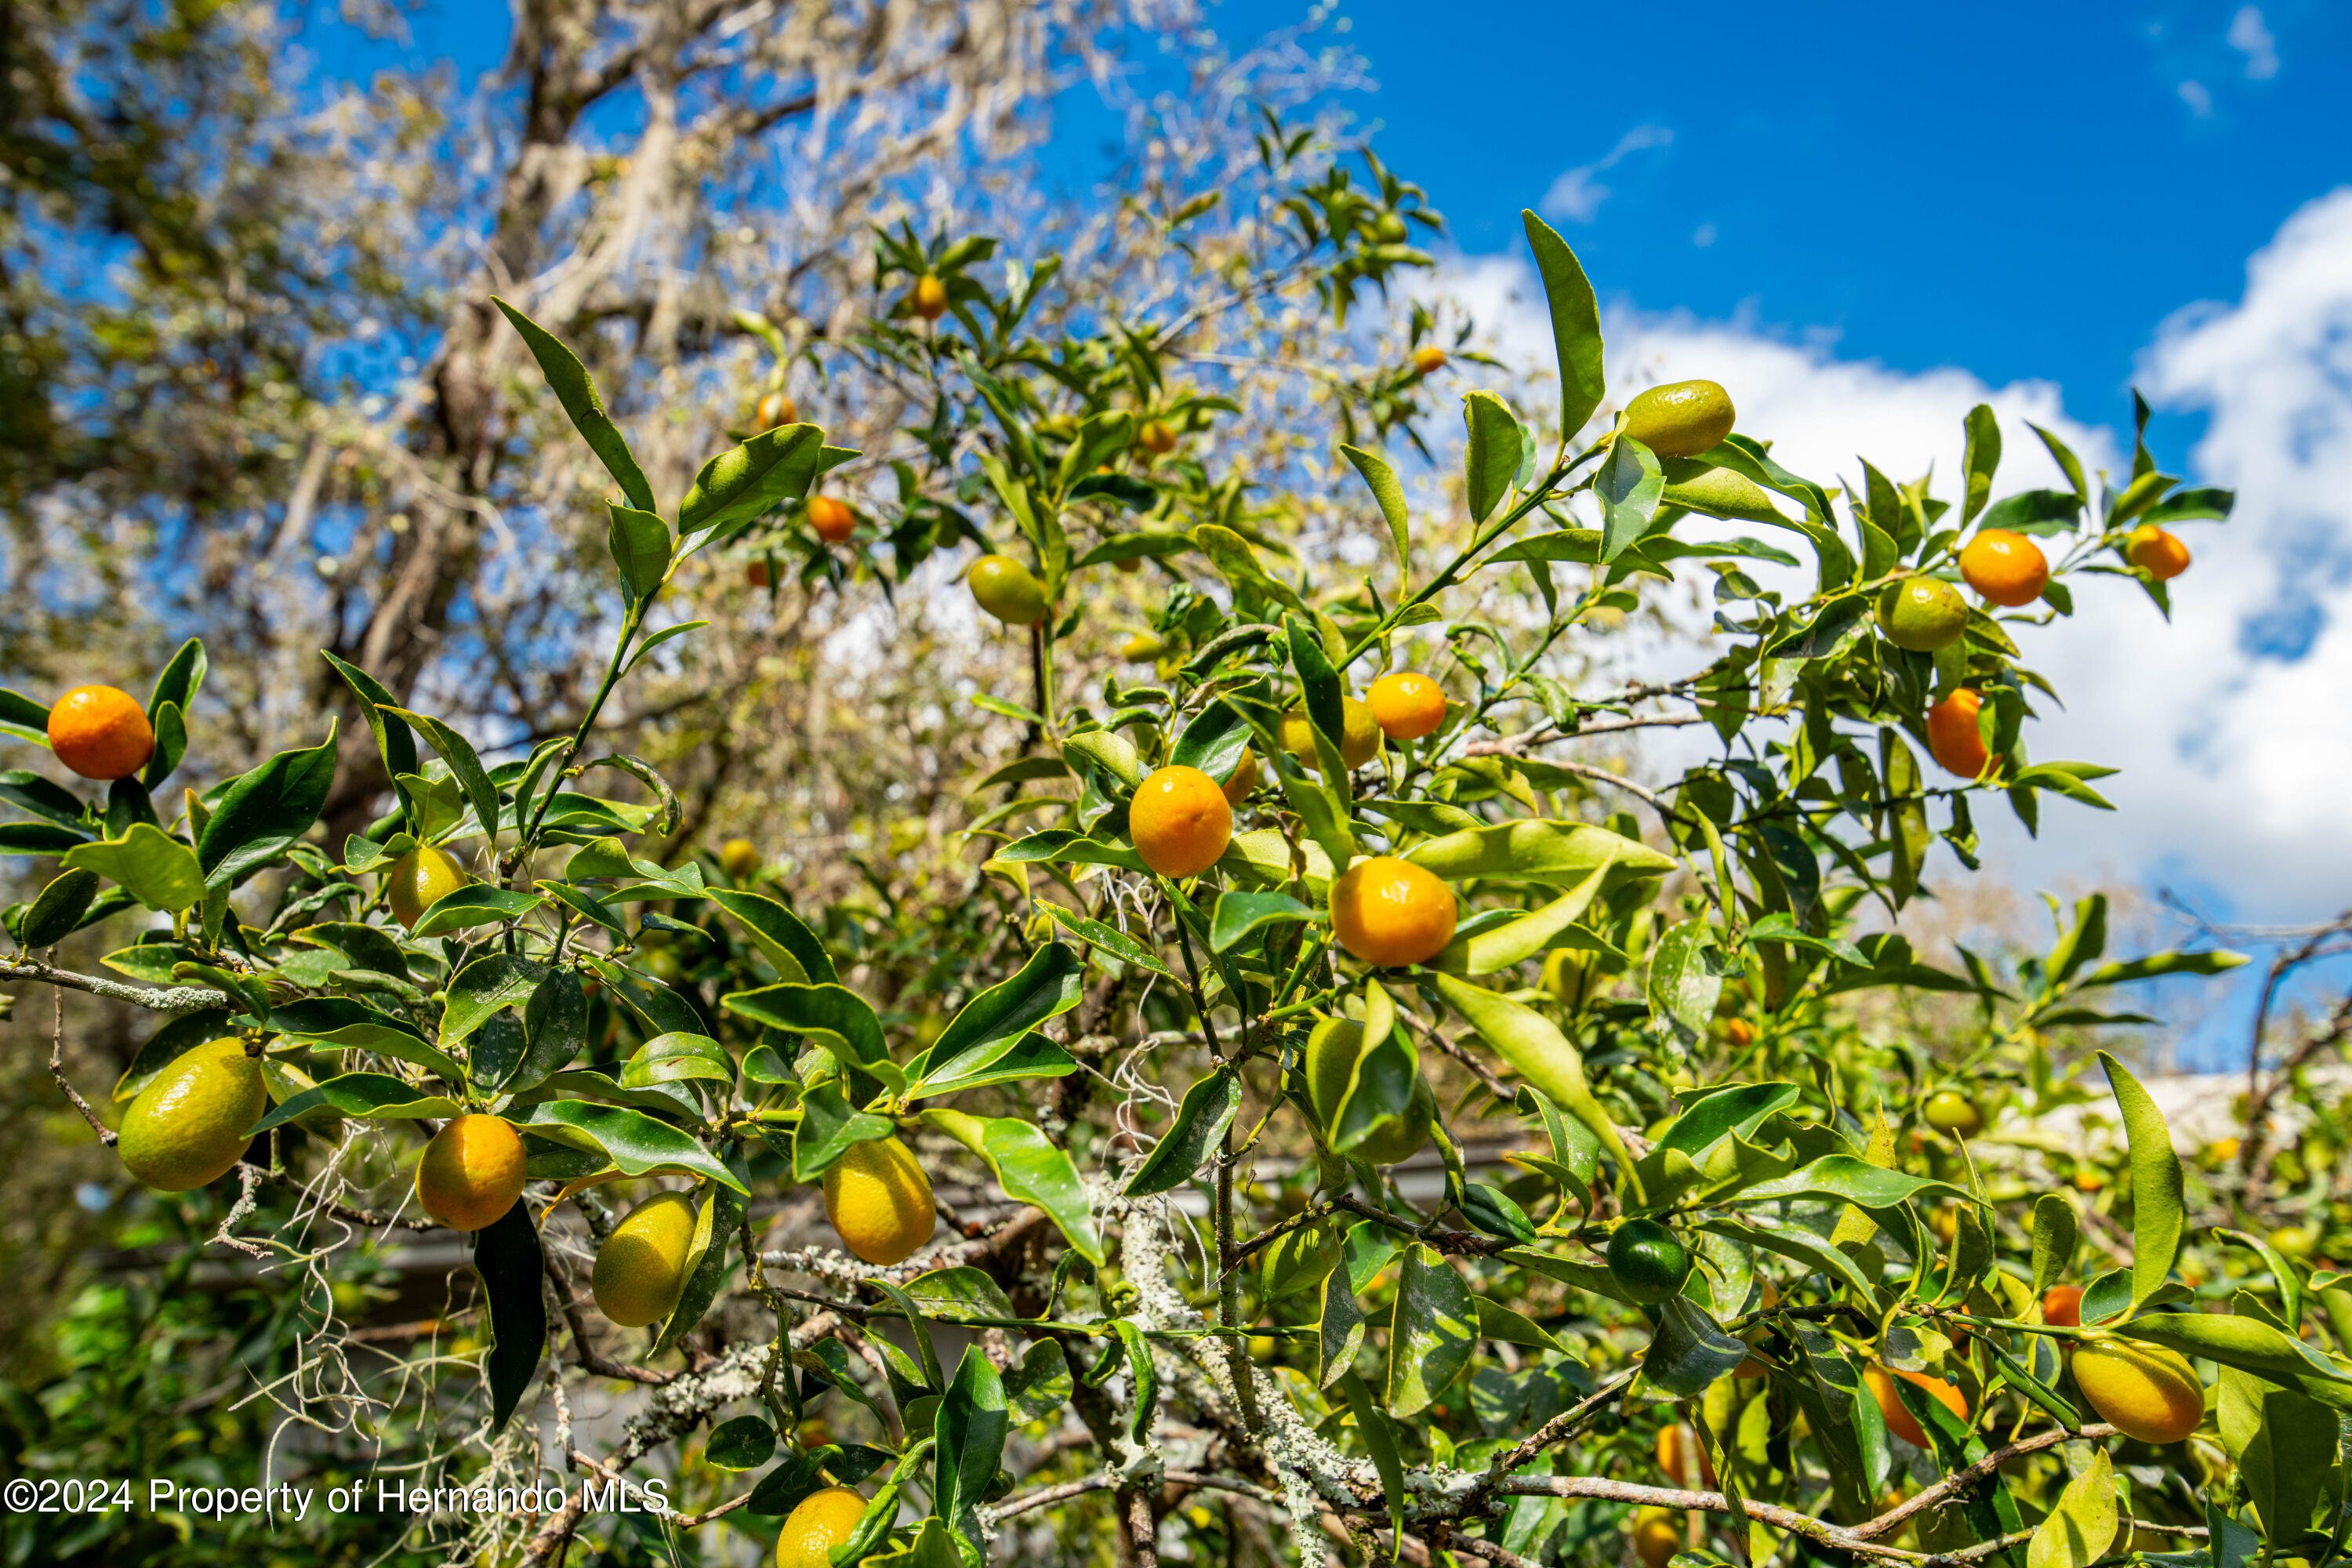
top-left (776, 1486), bottom-right (869, 1568)
top-left (720, 838), bottom-right (760, 879)
top-left (823, 1136), bottom-right (936, 1265)
top-left (1140, 419), bottom-right (1178, 455)
top-left (1958, 529), bottom-right (2049, 607)
top-left (756, 390), bottom-right (797, 430)
top-left (1877, 576), bottom-right (1969, 652)
top-left (386, 844), bottom-right (470, 929)
top-left (2125, 524), bottom-right (2190, 580)
top-left (968, 554), bottom-right (1047, 626)
top-left (1632, 1512), bottom-right (1681, 1568)
top-left (414, 1114), bottom-right (528, 1231)
top-left (1864, 1364), bottom-right (1967, 1449)
top-left (1129, 766), bottom-right (1232, 879)
top-left (1367, 672), bottom-right (1446, 741)
top-left (911, 274), bottom-right (949, 321)
top-left (1622, 379), bottom-right (1736, 458)
top-left (1410, 345), bottom-right (1447, 376)
top-left (1328, 856), bottom-right (1457, 967)
top-left (2070, 1339), bottom-right (2202, 1443)
top-left (1656, 1423), bottom-right (1718, 1488)
top-left (1218, 750), bottom-right (1258, 805)
top-left (807, 495), bottom-right (855, 543)
top-left (47, 685), bottom-right (154, 781)
top-left (2042, 1283), bottom-right (2084, 1328)
top-left (1279, 698), bottom-right (1383, 771)
top-left (1723, 1018), bottom-right (1755, 1047)
top-left (746, 559), bottom-right (772, 590)
top-left (1926, 690), bottom-right (1988, 779)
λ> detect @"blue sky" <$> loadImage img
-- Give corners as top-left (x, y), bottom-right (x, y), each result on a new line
top-left (317, 1), bottom-right (2352, 1065)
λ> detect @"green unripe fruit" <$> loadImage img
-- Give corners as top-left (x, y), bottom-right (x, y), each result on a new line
top-left (1622, 380), bottom-right (1737, 459)
top-left (1606, 1218), bottom-right (1692, 1305)
top-left (16, 866), bottom-right (101, 949)
top-left (592, 1191), bottom-right (700, 1327)
top-left (1876, 577), bottom-right (1969, 652)
top-left (1304, 1017), bottom-right (1433, 1166)
top-left (1374, 212), bottom-right (1410, 245)
top-left (1922, 1091), bottom-right (1983, 1138)
top-left (117, 1038), bottom-right (266, 1192)
top-left (968, 554), bottom-right (1048, 626)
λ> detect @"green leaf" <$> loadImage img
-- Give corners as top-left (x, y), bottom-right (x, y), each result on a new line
top-left (1112, 1318), bottom-right (1158, 1447)
top-left (2097, 1051), bottom-right (2184, 1310)
top-left (723, 982), bottom-right (886, 1068)
top-left (0, 821), bottom-right (89, 855)
top-left (2220, 1365), bottom-right (2334, 1544)
top-left (491, 298), bottom-right (658, 514)
top-left (2216, 1229), bottom-right (2304, 1330)
top-left (411, 885), bottom-right (543, 937)
top-left (1406, 818), bottom-right (1674, 884)
top-left (931, 1346), bottom-right (1009, 1526)
top-left (793, 1083), bottom-right (895, 1181)
top-left (607, 503), bottom-right (673, 605)
top-left (1700, 1216), bottom-right (1877, 1300)
top-left (1646, 1298), bottom-right (1750, 1397)
top-left (473, 1200), bottom-right (546, 1436)
top-left (1004, 1338), bottom-right (1072, 1423)
top-left (248, 1073), bottom-right (460, 1134)
top-left (1386, 1243), bottom-right (1476, 1418)
top-left (1596, 435), bottom-right (1665, 562)
top-left (906, 942), bottom-right (1081, 1095)
top-left (271, 997), bottom-right (464, 1080)
top-left (902, 1031), bottom-right (1076, 1098)
top-left (1521, 211), bottom-right (1606, 438)
top-left (1959, 404), bottom-right (2002, 526)
top-left (1725, 1155), bottom-right (1976, 1213)
top-left (621, 1031), bottom-right (734, 1088)
top-left (516, 970), bottom-right (589, 1091)
top-left (0, 687), bottom-right (53, 745)
top-left (1647, 917), bottom-right (1726, 1047)
top-left (655, 1178), bottom-right (746, 1354)
top-left (1432, 971), bottom-right (1635, 1196)
top-left (61, 824), bottom-right (204, 912)
top-left (2078, 949), bottom-right (2249, 986)
top-left (509, 1099), bottom-right (745, 1193)
top-left (980, 1116), bottom-right (1103, 1264)
top-left (678, 423), bottom-right (840, 543)
top-left (2117, 1312), bottom-right (2352, 1409)
top-left (1123, 1065), bottom-right (1241, 1196)
top-left (705, 1415), bottom-right (776, 1472)
top-left (1210, 890), bottom-right (1316, 953)
top-left (320, 652), bottom-right (419, 814)
top-left (1340, 1371), bottom-right (1406, 1552)
top-left (996, 829), bottom-right (1148, 874)
top-left (1658, 1083), bottom-right (1802, 1159)
top-left (1319, 1265), bottom-right (1367, 1390)
top-left (902, 1266), bottom-right (1018, 1323)
top-left (1332, 987), bottom-right (1417, 1155)
top-left (1463, 391), bottom-right (1526, 525)
top-left (1341, 445), bottom-right (1410, 574)
top-left (2031, 1193), bottom-right (2080, 1298)
top-left (1034, 902), bottom-right (1175, 979)
top-left (0, 769), bottom-right (87, 829)
top-left (706, 887), bottom-right (837, 984)
top-left (1170, 699), bottom-right (1252, 782)
top-left (14, 867), bottom-right (100, 949)
top-left (441, 954), bottom-right (550, 1044)
top-left (186, 721), bottom-right (338, 891)
top-left (379, 707), bottom-right (499, 846)
top-left (2026, 1447), bottom-right (2114, 1568)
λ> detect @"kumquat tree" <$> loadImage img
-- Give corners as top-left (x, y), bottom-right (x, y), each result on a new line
top-left (11, 60), bottom-right (2347, 1568)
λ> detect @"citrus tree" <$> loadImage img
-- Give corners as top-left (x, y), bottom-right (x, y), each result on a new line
top-left (2, 178), bottom-right (2318, 1568)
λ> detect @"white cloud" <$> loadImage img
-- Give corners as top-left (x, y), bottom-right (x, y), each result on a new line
top-left (2227, 5), bottom-right (2279, 78)
top-left (2179, 79), bottom-right (2216, 117)
top-left (1539, 125), bottom-right (1673, 224)
top-left (1429, 184), bottom-right (2352, 923)
top-left (1692, 222), bottom-right (1718, 249)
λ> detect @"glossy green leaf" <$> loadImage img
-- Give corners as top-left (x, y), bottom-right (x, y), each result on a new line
top-left (2097, 1051), bottom-right (2185, 1309)
top-left (1433, 865), bottom-right (1608, 976)
top-left (0, 688), bottom-right (53, 745)
top-left (1724, 1156), bottom-right (1976, 1212)
top-left (1700, 1216), bottom-right (1876, 1300)
top-left (607, 503), bottom-right (672, 604)
top-left (723, 982), bottom-right (885, 1067)
top-left (1430, 971), bottom-right (1635, 1196)
top-left (1646, 1298), bottom-right (1750, 1397)
top-left (902, 1031), bottom-right (1075, 1098)
top-left (492, 297), bottom-right (659, 514)
top-left (271, 997), bottom-right (464, 1080)
top-left (510, 1099), bottom-right (744, 1193)
top-left (16, 867), bottom-right (100, 949)
top-left (906, 942), bottom-right (1081, 1094)
top-left (1387, 1243), bottom-right (1476, 1417)
top-left (1319, 1264), bottom-right (1366, 1390)
top-left (2117, 1312), bottom-right (2352, 1409)
top-left (621, 1031), bottom-right (733, 1088)
top-left (706, 887), bottom-right (836, 984)
top-left (1123, 1065), bottom-right (1241, 1196)
top-left (1340, 444), bottom-right (1410, 572)
top-left (678, 423), bottom-right (837, 543)
top-left (1406, 818), bottom-right (1673, 884)
top-left (1035, 901), bottom-right (1174, 979)
top-left (2031, 1193), bottom-right (2079, 1298)
top-left (473, 1200), bottom-right (546, 1435)
top-left (2025, 1446), bottom-right (2115, 1568)
top-left (980, 1116), bottom-right (1102, 1263)
top-left (1521, 210), bottom-right (1606, 438)
top-left (1004, 1338), bottom-right (1072, 1423)
top-left (932, 1345), bottom-right (1008, 1526)
top-left (411, 885), bottom-right (542, 937)
top-left (60, 824), bottom-right (203, 912)
top-left (1596, 435), bottom-right (1664, 562)
top-left (378, 707), bottom-right (498, 846)
top-left (515, 970), bottom-right (589, 1091)
top-left (704, 1415), bottom-right (776, 1472)
top-left (1647, 917), bottom-right (1726, 1046)
top-left (441, 954), bottom-right (549, 1044)
top-left (320, 652), bottom-right (419, 813)
top-left (1209, 890), bottom-right (1315, 955)
top-left (2220, 1365), bottom-right (2334, 1542)
top-left (1463, 391), bottom-right (1525, 525)
top-left (794, 1083), bottom-right (895, 1181)
top-left (1170, 699), bottom-right (1251, 781)
top-left (655, 1178), bottom-right (746, 1354)
top-left (249, 1073), bottom-right (460, 1134)
top-left (1340, 1371), bottom-right (1405, 1550)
